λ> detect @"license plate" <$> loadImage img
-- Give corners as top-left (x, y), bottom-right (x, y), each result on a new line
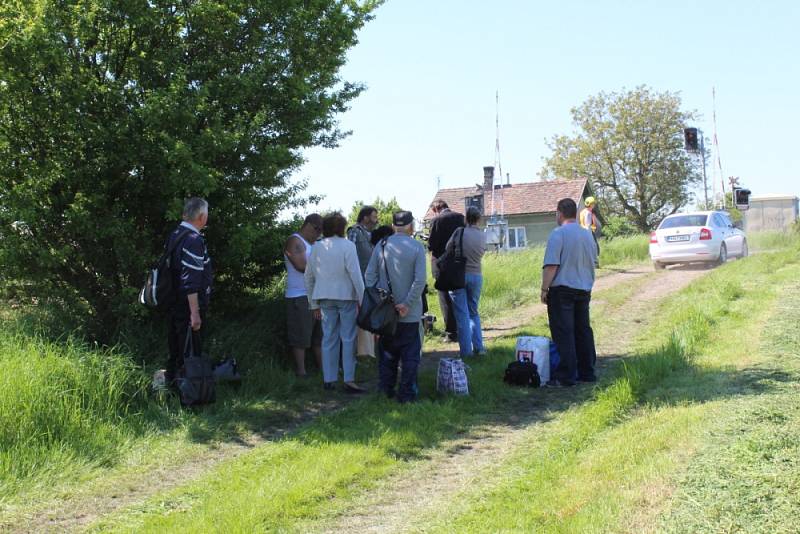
top-left (666, 235), bottom-right (691, 242)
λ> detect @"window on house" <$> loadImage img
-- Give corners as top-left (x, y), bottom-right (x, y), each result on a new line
top-left (507, 227), bottom-right (526, 249)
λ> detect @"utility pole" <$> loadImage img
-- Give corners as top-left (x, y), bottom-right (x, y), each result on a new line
top-left (699, 129), bottom-right (708, 207)
top-left (684, 127), bottom-right (708, 207)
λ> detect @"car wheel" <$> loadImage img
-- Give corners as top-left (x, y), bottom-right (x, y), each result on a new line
top-left (653, 261), bottom-right (666, 271)
top-left (716, 243), bottom-right (727, 266)
top-left (741, 240), bottom-right (749, 258)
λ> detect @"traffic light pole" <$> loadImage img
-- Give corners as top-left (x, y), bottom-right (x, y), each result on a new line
top-left (699, 129), bottom-right (709, 208)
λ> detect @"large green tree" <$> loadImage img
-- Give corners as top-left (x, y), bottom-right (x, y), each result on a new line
top-left (0, 0), bottom-right (379, 338)
top-left (540, 86), bottom-right (701, 231)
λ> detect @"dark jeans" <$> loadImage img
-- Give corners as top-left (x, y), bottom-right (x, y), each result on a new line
top-left (166, 308), bottom-right (206, 383)
top-left (547, 286), bottom-right (596, 384)
top-left (437, 289), bottom-right (458, 338)
top-left (378, 322), bottom-right (422, 402)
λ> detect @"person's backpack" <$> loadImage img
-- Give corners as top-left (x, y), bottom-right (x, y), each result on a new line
top-left (139, 227), bottom-right (192, 309)
top-left (504, 360), bottom-right (541, 387)
top-left (175, 327), bottom-right (216, 406)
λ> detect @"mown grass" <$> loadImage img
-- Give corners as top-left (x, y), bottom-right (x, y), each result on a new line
top-left (657, 279), bottom-right (800, 533)
top-left (412, 237), bottom-right (800, 532)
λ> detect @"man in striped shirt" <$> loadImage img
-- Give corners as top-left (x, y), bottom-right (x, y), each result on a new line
top-left (165, 197), bottom-right (214, 386)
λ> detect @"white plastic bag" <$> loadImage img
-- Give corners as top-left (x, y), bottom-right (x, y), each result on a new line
top-left (515, 336), bottom-right (551, 385)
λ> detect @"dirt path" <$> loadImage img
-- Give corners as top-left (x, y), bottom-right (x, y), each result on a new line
top-left (317, 265), bottom-right (710, 534)
top-left (10, 263), bottom-right (703, 533)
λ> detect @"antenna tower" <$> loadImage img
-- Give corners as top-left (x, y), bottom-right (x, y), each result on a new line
top-left (711, 87), bottom-right (725, 207)
top-left (494, 90), bottom-right (504, 217)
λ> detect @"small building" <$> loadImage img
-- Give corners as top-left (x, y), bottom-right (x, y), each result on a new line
top-left (743, 194), bottom-right (799, 233)
top-left (424, 166), bottom-right (592, 249)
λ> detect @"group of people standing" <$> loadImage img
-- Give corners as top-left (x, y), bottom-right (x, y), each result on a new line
top-left (283, 207), bottom-right (430, 401)
top-left (161, 194), bottom-right (599, 400)
top-left (282, 201), bottom-right (489, 402)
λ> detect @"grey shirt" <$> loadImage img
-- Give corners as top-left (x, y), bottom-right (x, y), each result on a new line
top-left (444, 226), bottom-right (486, 275)
top-left (543, 221), bottom-right (597, 291)
top-left (365, 233), bottom-right (427, 323)
top-left (347, 224), bottom-right (373, 276)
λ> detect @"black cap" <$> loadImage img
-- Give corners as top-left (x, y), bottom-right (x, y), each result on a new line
top-left (392, 210), bottom-right (414, 227)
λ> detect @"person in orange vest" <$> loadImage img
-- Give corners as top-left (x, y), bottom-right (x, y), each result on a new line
top-left (579, 196), bottom-right (601, 263)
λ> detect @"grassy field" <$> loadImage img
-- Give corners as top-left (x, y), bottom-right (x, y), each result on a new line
top-left (82, 236), bottom-right (799, 532)
top-left (3, 231), bottom-right (798, 531)
top-left (414, 237), bottom-right (800, 532)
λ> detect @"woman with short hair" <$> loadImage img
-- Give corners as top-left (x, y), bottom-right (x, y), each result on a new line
top-left (304, 212), bottom-right (366, 392)
top-left (445, 206), bottom-right (487, 356)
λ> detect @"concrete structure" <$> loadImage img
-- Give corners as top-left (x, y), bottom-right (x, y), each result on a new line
top-left (424, 166), bottom-right (592, 249)
top-left (743, 194), bottom-right (799, 233)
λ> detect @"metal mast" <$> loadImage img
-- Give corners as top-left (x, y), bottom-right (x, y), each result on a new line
top-left (712, 87), bottom-right (725, 207)
top-left (494, 90), bottom-right (504, 218)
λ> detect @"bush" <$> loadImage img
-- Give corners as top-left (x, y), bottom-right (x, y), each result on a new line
top-left (0, 1), bottom-right (378, 339)
top-left (601, 215), bottom-right (640, 239)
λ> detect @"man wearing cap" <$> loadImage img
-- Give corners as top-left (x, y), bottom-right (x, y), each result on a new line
top-left (579, 196), bottom-right (601, 259)
top-left (365, 210), bottom-right (427, 403)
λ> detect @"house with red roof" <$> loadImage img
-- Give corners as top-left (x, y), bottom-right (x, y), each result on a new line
top-left (423, 166), bottom-right (593, 249)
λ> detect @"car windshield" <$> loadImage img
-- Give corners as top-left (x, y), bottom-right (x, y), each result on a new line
top-left (659, 214), bottom-right (709, 229)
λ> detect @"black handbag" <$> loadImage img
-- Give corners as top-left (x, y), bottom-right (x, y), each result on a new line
top-left (175, 327), bottom-right (216, 406)
top-left (434, 227), bottom-right (466, 291)
top-left (357, 240), bottom-right (399, 337)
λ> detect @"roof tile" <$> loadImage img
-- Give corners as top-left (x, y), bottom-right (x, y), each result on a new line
top-left (424, 178), bottom-right (587, 220)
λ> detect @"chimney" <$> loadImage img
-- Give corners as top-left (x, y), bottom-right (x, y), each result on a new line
top-left (483, 166), bottom-right (494, 192)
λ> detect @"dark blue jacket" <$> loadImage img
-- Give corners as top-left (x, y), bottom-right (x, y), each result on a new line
top-left (167, 223), bottom-right (213, 311)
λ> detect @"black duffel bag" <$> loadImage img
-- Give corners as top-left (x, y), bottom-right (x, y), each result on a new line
top-left (434, 227), bottom-right (466, 292)
top-left (176, 327), bottom-right (216, 406)
top-left (504, 360), bottom-right (541, 388)
top-left (357, 239), bottom-right (398, 337)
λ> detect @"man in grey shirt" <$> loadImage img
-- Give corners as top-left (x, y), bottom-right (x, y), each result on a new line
top-left (541, 197), bottom-right (598, 387)
top-left (365, 210), bottom-right (427, 402)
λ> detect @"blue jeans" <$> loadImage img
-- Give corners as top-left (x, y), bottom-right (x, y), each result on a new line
top-left (449, 273), bottom-right (485, 356)
top-left (378, 322), bottom-right (422, 403)
top-left (320, 299), bottom-right (358, 383)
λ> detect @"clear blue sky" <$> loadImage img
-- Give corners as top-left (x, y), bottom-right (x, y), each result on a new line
top-left (297, 0), bottom-right (799, 220)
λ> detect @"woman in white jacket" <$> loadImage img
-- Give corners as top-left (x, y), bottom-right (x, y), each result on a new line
top-left (304, 212), bottom-right (366, 393)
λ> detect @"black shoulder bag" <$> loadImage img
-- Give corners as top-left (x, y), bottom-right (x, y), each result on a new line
top-left (357, 239), bottom-right (399, 337)
top-left (434, 227), bottom-right (466, 291)
top-left (176, 326), bottom-right (216, 406)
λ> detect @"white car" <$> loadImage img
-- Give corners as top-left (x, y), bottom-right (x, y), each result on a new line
top-left (649, 211), bottom-right (748, 270)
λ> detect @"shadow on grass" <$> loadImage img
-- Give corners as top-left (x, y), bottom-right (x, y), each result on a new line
top-left (645, 362), bottom-right (800, 408)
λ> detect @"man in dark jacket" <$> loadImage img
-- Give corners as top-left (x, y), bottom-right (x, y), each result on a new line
top-left (165, 197), bottom-right (214, 385)
top-left (428, 199), bottom-right (465, 342)
top-left (347, 205), bottom-right (378, 276)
